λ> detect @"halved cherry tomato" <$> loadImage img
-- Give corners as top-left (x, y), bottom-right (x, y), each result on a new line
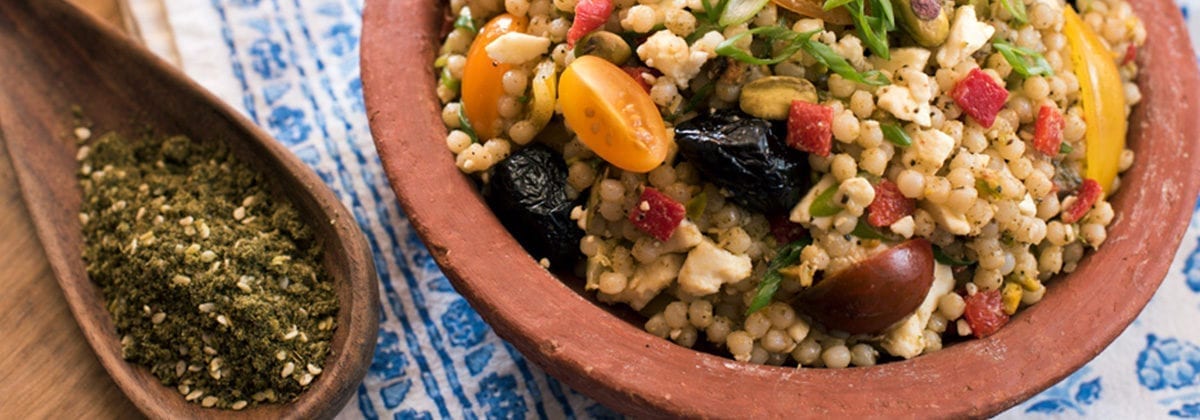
top-left (462, 14), bottom-right (527, 140)
top-left (558, 55), bottom-right (669, 173)
top-left (1064, 7), bottom-right (1126, 193)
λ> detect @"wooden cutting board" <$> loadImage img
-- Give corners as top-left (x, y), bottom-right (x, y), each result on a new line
top-left (0, 1), bottom-right (140, 417)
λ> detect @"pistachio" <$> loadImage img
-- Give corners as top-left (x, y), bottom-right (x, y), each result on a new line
top-left (897, 0), bottom-right (950, 47)
top-left (574, 31), bottom-right (632, 65)
top-left (738, 76), bottom-right (819, 120)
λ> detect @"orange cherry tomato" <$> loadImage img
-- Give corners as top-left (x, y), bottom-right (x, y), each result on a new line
top-left (462, 14), bottom-right (527, 140)
top-left (558, 56), bottom-right (670, 173)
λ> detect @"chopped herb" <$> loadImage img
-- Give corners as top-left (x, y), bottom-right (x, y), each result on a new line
top-left (453, 9), bottom-right (477, 33)
top-left (976, 178), bottom-right (1002, 199)
top-left (439, 67), bottom-right (460, 92)
top-left (999, 0), bottom-right (1028, 24)
top-left (516, 95), bottom-right (531, 104)
top-left (719, 0), bottom-right (771, 26)
top-left (685, 191), bottom-right (708, 219)
top-left (79, 131), bottom-right (337, 409)
top-left (1059, 142), bottom-right (1074, 155)
top-left (881, 123), bottom-right (912, 147)
top-left (668, 79), bottom-right (717, 121)
top-left (850, 219), bottom-right (890, 240)
top-left (458, 106), bottom-right (479, 143)
top-left (933, 246), bottom-right (975, 266)
top-left (809, 185), bottom-right (841, 217)
top-left (747, 238), bottom-right (812, 314)
top-left (825, 0), bottom-right (896, 59)
top-left (716, 26), bottom-right (888, 85)
top-left (993, 41), bottom-right (1054, 78)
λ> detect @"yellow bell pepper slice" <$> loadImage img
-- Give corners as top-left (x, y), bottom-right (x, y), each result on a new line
top-left (559, 56), bottom-right (670, 173)
top-left (1064, 7), bottom-right (1126, 193)
top-left (528, 60), bottom-right (557, 135)
top-left (462, 14), bottom-right (527, 141)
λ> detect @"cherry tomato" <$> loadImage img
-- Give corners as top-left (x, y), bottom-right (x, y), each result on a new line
top-left (462, 14), bottom-right (527, 140)
top-left (1064, 7), bottom-right (1126, 193)
top-left (558, 55), bottom-right (669, 173)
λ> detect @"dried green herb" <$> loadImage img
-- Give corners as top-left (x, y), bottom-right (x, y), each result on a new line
top-left (78, 131), bottom-right (338, 410)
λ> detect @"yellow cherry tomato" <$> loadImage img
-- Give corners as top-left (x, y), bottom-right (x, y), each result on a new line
top-left (559, 55), bottom-right (670, 173)
top-left (462, 14), bottom-right (527, 140)
top-left (1064, 7), bottom-right (1126, 193)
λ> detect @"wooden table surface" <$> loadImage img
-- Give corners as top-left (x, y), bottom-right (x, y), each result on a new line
top-left (0, 1), bottom-right (142, 418)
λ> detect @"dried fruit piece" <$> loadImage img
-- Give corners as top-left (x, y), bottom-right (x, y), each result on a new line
top-left (963, 289), bottom-right (1009, 338)
top-left (629, 187), bottom-right (686, 241)
top-left (567, 0), bottom-right (614, 46)
top-left (1033, 105), bottom-right (1064, 155)
top-left (621, 66), bottom-right (655, 93)
top-left (786, 100), bottom-right (833, 157)
top-left (867, 180), bottom-right (915, 227)
top-left (769, 214), bottom-right (808, 244)
top-left (951, 68), bottom-right (1008, 128)
top-left (1061, 178), bottom-right (1103, 224)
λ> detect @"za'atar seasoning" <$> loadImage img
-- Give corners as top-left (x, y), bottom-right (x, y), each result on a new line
top-left (77, 130), bottom-right (338, 409)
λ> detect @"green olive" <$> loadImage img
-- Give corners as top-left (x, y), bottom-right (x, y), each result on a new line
top-left (574, 31), bottom-right (632, 65)
top-left (896, 0), bottom-right (950, 48)
top-left (737, 76), bottom-right (819, 120)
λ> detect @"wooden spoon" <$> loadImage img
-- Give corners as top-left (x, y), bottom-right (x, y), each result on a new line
top-left (0, 1), bottom-right (378, 418)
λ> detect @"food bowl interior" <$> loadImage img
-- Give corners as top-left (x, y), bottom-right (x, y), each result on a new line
top-left (361, 0), bottom-right (1200, 415)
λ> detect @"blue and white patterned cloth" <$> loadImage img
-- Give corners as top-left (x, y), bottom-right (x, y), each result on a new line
top-left (124, 1), bottom-right (1200, 417)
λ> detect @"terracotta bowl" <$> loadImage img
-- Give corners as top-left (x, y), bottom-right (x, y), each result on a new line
top-left (361, 0), bottom-right (1200, 415)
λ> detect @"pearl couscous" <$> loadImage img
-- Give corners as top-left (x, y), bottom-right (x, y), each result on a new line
top-left (435, 0), bottom-right (1144, 367)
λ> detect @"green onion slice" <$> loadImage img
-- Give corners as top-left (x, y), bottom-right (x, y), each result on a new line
top-left (993, 41), bottom-right (1054, 78)
top-left (881, 123), bottom-right (913, 147)
top-left (747, 238), bottom-right (811, 314)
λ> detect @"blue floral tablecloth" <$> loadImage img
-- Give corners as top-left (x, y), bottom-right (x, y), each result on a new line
top-left (123, 0), bottom-right (1200, 417)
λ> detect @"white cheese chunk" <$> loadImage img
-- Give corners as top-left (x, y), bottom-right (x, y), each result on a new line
top-left (881, 262), bottom-right (955, 359)
top-left (486, 32), bottom-right (552, 65)
top-left (677, 240), bottom-right (752, 296)
top-left (936, 6), bottom-right (995, 68)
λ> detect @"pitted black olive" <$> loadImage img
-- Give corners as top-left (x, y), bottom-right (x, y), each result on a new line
top-left (674, 110), bottom-right (810, 215)
top-left (485, 144), bottom-right (584, 268)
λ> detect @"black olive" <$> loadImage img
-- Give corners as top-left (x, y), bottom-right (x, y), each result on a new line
top-left (674, 110), bottom-right (810, 214)
top-left (484, 144), bottom-right (584, 269)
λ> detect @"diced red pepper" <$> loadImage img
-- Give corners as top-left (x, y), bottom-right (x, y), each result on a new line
top-left (629, 187), bottom-right (686, 241)
top-left (867, 180), bottom-right (915, 228)
top-left (621, 66), bottom-right (655, 93)
top-left (1033, 105), bottom-right (1064, 156)
top-left (963, 289), bottom-right (1009, 338)
top-left (951, 68), bottom-right (1009, 128)
top-left (1122, 44), bottom-right (1137, 66)
top-left (1061, 178), bottom-right (1103, 224)
top-left (786, 100), bottom-right (833, 157)
top-left (769, 214), bottom-right (808, 244)
top-left (566, 0), bottom-right (613, 46)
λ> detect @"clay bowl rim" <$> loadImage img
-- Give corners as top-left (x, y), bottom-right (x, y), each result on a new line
top-left (360, 0), bottom-right (1200, 415)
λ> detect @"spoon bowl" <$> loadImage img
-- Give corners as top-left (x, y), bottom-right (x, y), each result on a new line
top-left (0, 1), bottom-right (378, 418)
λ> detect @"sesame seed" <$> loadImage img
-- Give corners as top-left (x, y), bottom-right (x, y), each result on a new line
top-left (198, 303), bottom-right (216, 313)
top-left (203, 346), bottom-right (217, 356)
top-left (298, 373), bottom-right (314, 386)
top-left (216, 315), bottom-right (229, 326)
top-left (175, 361), bottom-right (186, 377)
top-left (306, 364), bottom-right (323, 375)
top-left (152, 312), bottom-right (166, 324)
top-left (74, 127), bottom-right (92, 141)
top-left (282, 326), bottom-right (299, 341)
top-left (242, 196), bottom-right (256, 207)
top-left (231, 401), bottom-right (248, 410)
top-left (185, 390), bottom-right (204, 401)
top-left (75, 145), bottom-right (91, 161)
top-left (233, 206), bottom-right (246, 220)
top-left (179, 216), bottom-right (194, 226)
top-left (188, 364), bottom-right (202, 372)
top-left (177, 384), bottom-right (189, 395)
top-left (201, 396), bottom-right (218, 407)
top-left (200, 250), bottom-right (217, 263)
top-left (281, 362), bottom-right (295, 378)
top-left (275, 350), bottom-right (287, 360)
top-left (79, 213), bottom-right (90, 225)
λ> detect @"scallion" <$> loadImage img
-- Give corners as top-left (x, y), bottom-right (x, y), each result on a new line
top-left (458, 106), bottom-right (479, 143)
top-left (993, 41), bottom-right (1054, 78)
top-left (881, 123), bottom-right (913, 147)
top-left (933, 246), bottom-right (975, 266)
top-left (809, 185), bottom-right (841, 217)
top-left (747, 238), bottom-right (811, 314)
top-left (719, 0), bottom-right (772, 26)
top-left (716, 26), bottom-right (889, 85)
top-left (453, 10), bottom-right (477, 33)
top-left (999, 0), bottom-right (1028, 24)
